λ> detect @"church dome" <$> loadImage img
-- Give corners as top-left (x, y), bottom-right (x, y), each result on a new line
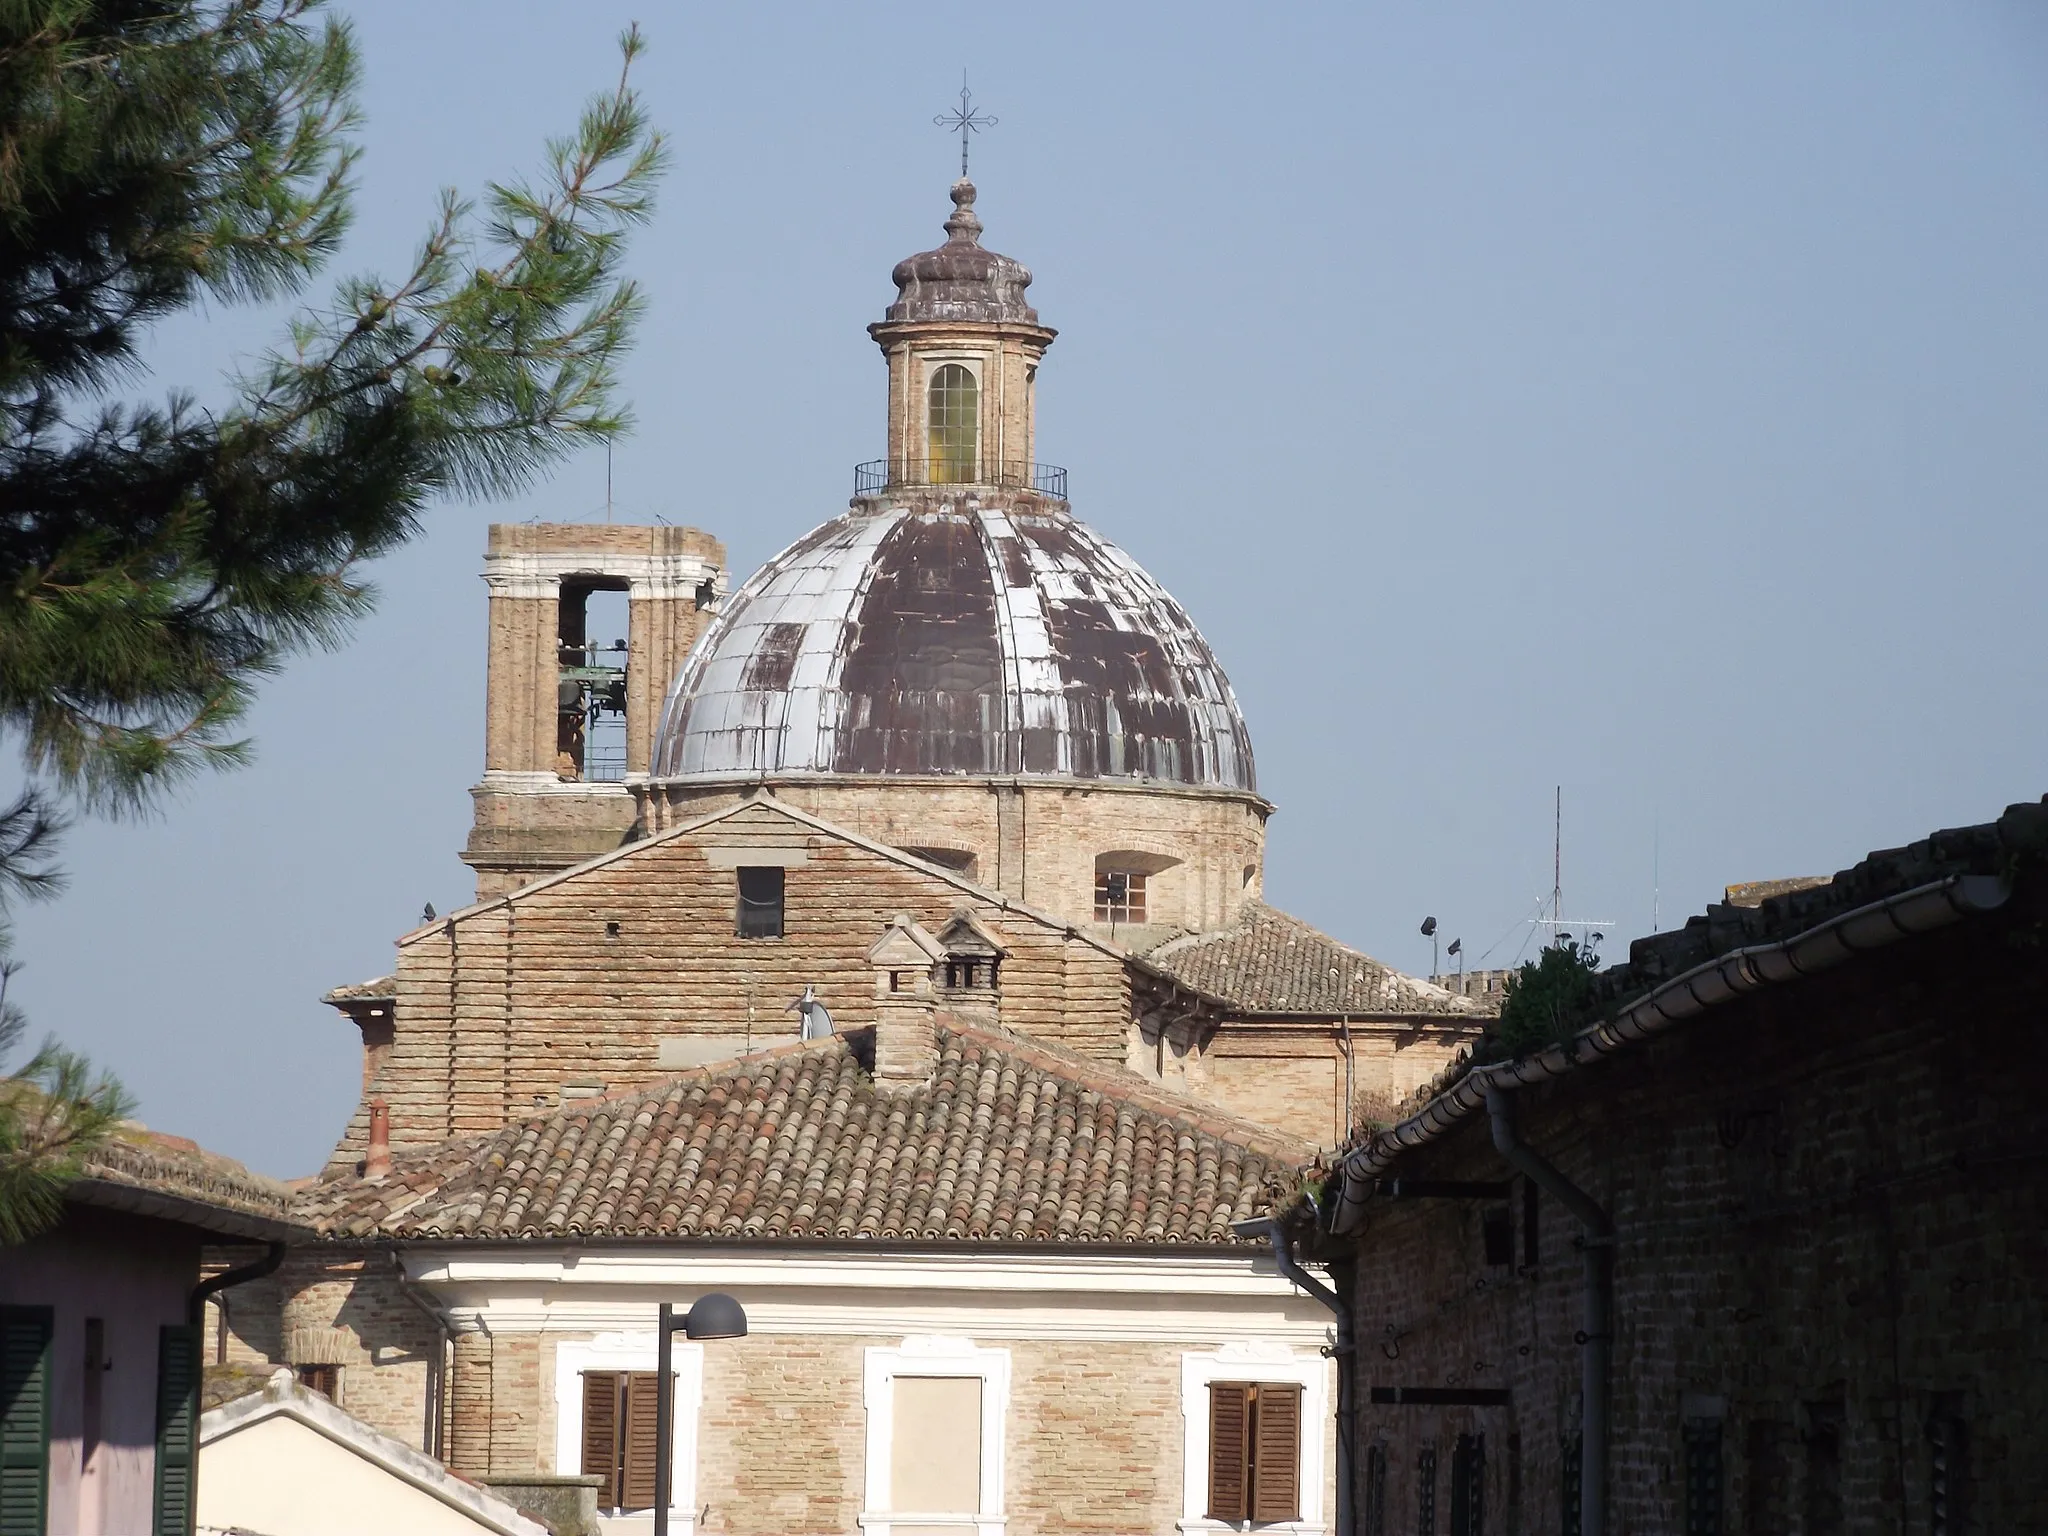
top-left (651, 493), bottom-right (1256, 791)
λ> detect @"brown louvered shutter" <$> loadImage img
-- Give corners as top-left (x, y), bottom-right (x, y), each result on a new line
top-left (581, 1372), bottom-right (620, 1508)
top-left (1207, 1381), bottom-right (1251, 1521)
top-left (620, 1371), bottom-right (662, 1510)
top-left (1251, 1381), bottom-right (1303, 1522)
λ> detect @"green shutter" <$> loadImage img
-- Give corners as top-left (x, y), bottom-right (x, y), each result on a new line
top-left (0, 1307), bottom-right (52, 1536)
top-left (153, 1324), bottom-right (201, 1536)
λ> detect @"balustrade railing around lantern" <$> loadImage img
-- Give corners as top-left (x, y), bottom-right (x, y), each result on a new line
top-left (853, 459), bottom-right (1068, 498)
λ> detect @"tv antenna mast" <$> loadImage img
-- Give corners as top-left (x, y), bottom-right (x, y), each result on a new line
top-left (1533, 785), bottom-right (1611, 949)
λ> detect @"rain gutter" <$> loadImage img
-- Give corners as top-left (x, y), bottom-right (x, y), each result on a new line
top-left (1328, 871), bottom-right (2010, 1234)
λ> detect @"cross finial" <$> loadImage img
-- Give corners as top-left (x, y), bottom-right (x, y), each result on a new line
top-left (934, 72), bottom-right (996, 180)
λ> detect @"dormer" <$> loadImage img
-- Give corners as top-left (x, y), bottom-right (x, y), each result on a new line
top-left (936, 909), bottom-right (1006, 997)
top-left (867, 914), bottom-right (948, 997)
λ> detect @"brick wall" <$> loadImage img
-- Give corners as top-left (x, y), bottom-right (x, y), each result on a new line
top-left (651, 775), bottom-right (1269, 935)
top-left (207, 1248), bottom-right (442, 1453)
top-left (343, 802), bottom-right (1137, 1161)
top-left (1333, 908), bottom-right (2048, 1533)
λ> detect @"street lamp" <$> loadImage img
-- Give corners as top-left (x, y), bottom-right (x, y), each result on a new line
top-left (653, 1294), bottom-right (748, 1536)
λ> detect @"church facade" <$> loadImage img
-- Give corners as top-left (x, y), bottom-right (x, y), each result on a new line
top-left (220, 175), bottom-right (1487, 1534)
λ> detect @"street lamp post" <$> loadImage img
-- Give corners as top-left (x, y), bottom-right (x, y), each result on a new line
top-left (653, 1293), bottom-right (748, 1536)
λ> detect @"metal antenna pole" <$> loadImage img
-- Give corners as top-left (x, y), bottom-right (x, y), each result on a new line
top-left (1553, 786), bottom-right (1563, 932)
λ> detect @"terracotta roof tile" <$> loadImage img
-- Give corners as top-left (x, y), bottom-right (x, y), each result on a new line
top-left (300, 1023), bottom-right (1301, 1246)
top-left (1141, 903), bottom-right (1481, 1017)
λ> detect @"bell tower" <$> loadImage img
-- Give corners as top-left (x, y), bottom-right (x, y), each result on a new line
top-left (464, 521), bottom-right (726, 899)
top-left (867, 179), bottom-right (1056, 489)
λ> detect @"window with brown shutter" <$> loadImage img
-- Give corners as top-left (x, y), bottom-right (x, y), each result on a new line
top-left (580, 1370), bottom-right (666, 1513)
top-left (581, 1371), bottom-right (620, 1508)
top-left (621, 1372), bottom-right (663, 1511)
top-left (1206, 1380), bottom-right (1303, 1525)
top-left (1251, 1383), bottom-right (1302, 1522)
top-left (1207, 1382), bottom-right (1251, 1520)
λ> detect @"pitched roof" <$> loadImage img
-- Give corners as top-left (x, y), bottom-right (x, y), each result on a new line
top-left (322, 974), bottom-right (396, 1004)
top-left (300, 1021), bottom-right (1301, 1246)
top-left (1326, 795), bottom-right (2048, 1234)
top-left (1141, 902), bottom-right (1483, 1018)
top-left (68, 1127), bottom-right (309, 1241)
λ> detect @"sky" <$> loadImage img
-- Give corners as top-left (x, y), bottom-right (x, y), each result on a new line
top-left (13, 1), bottom-right (2048, 1176)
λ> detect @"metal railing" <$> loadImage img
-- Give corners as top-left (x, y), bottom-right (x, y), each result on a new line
top-left (853, 459), bottom-right (1068, 498)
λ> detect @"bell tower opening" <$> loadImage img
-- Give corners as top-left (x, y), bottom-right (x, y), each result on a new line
top-left (467, 522), bottom-right (725, 899)
top-left (557, 581), bottom-right (630, 781)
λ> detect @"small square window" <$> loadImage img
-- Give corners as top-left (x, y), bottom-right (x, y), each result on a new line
top-left (1094, 870), bottom-right (1147, 924)
top-left (736, 866), bottom-right (785, 939)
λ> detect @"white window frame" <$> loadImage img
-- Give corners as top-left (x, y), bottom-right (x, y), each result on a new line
top-left (860, 1335), bottom-right (1010, 1536)
top-left (1178, 1342), bottom-right (1329, 1536)
top-left (553, 1333), bottom-right (705, 1536)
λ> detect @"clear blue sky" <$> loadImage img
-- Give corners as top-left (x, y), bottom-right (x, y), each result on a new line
top-left (16, 1), bottom-right (2047, 1175)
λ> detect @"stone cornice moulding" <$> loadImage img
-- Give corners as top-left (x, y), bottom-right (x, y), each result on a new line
top-left (481, 549), bottom-right (724, 601)
top-left (402, 1247), bottom-right (1325, 1297)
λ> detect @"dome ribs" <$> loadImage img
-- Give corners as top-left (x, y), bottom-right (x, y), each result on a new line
top-left (652, 496), bottom-right (1256, 793)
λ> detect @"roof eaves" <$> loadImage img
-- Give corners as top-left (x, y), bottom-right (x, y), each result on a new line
top-left (1326, 869), bottom-right (2012, 1234)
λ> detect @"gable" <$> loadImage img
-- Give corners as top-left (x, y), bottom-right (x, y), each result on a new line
top-left (366, 798), bottom-right (1135, 1154)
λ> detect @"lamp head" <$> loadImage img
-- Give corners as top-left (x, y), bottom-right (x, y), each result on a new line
top-left (1419, 916), bottom-right (1437, 937)
top-left (682, 1292), bottom-right (749, 1340)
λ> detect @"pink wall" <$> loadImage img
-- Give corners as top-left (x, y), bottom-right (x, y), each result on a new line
top-left (1, 1205), bottom-right (201, 1536)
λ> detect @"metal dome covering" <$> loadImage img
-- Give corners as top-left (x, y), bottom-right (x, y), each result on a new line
top-left (652, 496), bottom-right (1256, 791)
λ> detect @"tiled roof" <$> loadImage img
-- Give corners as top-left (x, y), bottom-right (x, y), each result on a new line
top-left (323, 974), bottom-right (396, 1004)
top-left (1141, 903), bottom-right (1484, 1017)
top-left (301, 1022), bottom-right (1301, 1246)
top-left (70, 1127), bottom-right (308, 1241)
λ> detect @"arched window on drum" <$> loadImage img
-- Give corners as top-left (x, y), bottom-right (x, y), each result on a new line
top-left (926, 364), bottom-right (979, 483)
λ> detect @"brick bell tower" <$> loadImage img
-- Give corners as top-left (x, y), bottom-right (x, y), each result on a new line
top-left (463, 522), bottom-right (726, 899)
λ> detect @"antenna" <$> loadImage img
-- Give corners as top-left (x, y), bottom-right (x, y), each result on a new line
top-left (605, 441), bottom-right (614, 524)
top-left (1532, 785), bottom-right (1611, 949)
top-left (1652, 814), bottom-right (1661, 933)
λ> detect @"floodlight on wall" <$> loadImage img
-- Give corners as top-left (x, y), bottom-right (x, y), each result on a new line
top-left (654, 1294), bottom-right (749, 1536)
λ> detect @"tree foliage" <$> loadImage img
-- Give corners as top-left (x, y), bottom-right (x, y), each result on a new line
top-left (0, 1040), bottom-right (134, 1244)
top-left (1492, 936), bottom-right (1604, 1060)
top-left (0, 0), bottom-right (666, 1235)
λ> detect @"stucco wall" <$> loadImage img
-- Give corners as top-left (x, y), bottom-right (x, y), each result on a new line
top-left (1, 1206), bottom-right (200, 1536)
top-left (199, 1412), bottom-right (527, 1535)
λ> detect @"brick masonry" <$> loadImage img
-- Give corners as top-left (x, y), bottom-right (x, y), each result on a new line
top-left (1330, 908), bottom-right (2048, 1532)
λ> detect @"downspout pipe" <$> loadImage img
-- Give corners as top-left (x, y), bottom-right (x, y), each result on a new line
top-left (1485, 1085), bottom-right (1610, 1536)
top-left (1241, 1217), bottom-right (1355, 1536)
top-left (387, 1248), bottom-right (454, 1460)
top-left (188, 1241), bottom-right (286, 1329)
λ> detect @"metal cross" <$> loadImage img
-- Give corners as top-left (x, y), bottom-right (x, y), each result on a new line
top-left (934, 74), bottom-right (996, 179)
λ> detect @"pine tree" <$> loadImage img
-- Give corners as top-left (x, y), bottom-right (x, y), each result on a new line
top-left (0, 0), bottom-right (667, 1235)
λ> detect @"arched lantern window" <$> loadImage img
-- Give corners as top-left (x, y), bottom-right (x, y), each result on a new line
top-left (927, 364), bottom-right (979, 483)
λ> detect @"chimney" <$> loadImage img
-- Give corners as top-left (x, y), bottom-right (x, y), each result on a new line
top-left (365, 1098), bottom-right (391, 1179)
top-left (867, 915), bottom-right (943, 1090)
